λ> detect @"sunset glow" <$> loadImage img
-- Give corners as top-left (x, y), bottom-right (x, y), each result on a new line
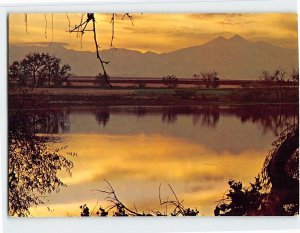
top-left (9, 12), bottom-right (299, 218)
top-left (9, 13), bottom-right (298, 53)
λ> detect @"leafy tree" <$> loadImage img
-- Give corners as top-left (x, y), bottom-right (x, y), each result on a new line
top-left (9, 53), bottom-right (72, 87)
top-left (8, 61), bottom-right (28, 86)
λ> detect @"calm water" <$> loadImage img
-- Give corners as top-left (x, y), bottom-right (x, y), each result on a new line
top-left (24, 104), bottom-right (297, 216)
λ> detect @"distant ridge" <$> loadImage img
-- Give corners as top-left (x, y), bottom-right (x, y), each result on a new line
top-left (9, 35), bottom-right (298, 80)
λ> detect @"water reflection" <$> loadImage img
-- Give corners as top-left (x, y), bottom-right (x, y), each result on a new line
top-left (19, 104), bottom-right (298, 216)
top-left (16, 104), bottom-right (298, 136)
top-left (95, 110), bottom-right (110, 127)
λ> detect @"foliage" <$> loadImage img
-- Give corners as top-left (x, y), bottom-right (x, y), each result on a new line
top-left (8, 92), bottom-right (75, 217)
top-left (80, 204), bottom-right (91, 217)
top-left (8, 53), bottom-right (72, 87)
top-left (214, 177), bottom-right (267, 216)
top-left (162, 75), bottom-right (178, 88)
top-left (193, 71), bottom-right (219, 88)
top-left (215, 124), bottom-right (299, 216)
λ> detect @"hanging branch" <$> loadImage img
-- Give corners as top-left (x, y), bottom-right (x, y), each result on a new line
top-left (122, 13), bottom-right (134, 26)
top-left (23, 13), bottom-right (136, 88)
top-left (68, 13), bottom-right (112, 87)
top-left (66, 13), bottom-right (71, 32)
top-left (110, 13), bottom-right (116, 47)
top-left (24, 13), bottom-right (29, 34)
top-left (44, 14), bottom-right (47, 39)
top-left (110, 13), bottom-right (134, 47)
top-left (91, 14), bottom-right (112, 87)
top-left (51, 14), bottom-right (54, 45)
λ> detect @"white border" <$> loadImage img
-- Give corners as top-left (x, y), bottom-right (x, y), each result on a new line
top-left (0, 0), bottom-right (298, 13)
top-left (1, 1), bottom-right (299, 233)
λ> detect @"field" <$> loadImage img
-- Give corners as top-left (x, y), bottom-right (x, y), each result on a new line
top-left (9, 86), bottom-right (299, 106)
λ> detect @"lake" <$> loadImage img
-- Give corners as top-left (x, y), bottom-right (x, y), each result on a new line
top-left (20, 104), bottom-right (297, 216)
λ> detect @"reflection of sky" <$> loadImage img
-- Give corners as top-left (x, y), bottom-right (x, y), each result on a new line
top-left (64, 110), bottom-right (277, 154)
top-left (30, 109), bottom-right (277, 217)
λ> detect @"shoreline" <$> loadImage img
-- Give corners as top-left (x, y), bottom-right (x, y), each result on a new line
top-left (8, 87), bottom-right (299, 107)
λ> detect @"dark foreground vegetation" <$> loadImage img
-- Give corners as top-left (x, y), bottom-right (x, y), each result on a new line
top-left (215, 125), bottom-right (298, 216)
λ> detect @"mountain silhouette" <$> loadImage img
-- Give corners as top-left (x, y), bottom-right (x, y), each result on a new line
top-left (9, 35), bottom-right (298, 80)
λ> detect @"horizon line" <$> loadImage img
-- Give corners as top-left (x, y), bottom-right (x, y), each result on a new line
top-left (10, 34), bottom-right (295, 55)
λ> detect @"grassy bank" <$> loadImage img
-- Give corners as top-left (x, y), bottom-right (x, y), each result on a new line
top-left (9, 87), bottom-right (299, 107)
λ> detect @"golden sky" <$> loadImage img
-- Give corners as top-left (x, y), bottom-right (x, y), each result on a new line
top-left (9, 13), bottom-right (298, 53)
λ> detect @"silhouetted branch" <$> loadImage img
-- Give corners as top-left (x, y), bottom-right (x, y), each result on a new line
top-left (50, 13), bottom-right (54, 46)
top-left (122, 13), bottom-right (134, 26)
top-left (89, 180), bottom-right (199, 217)
top-left (44, 14), bottom-right (47, 39)
top-left (24, 13), bottom-right (29, 34)
top-left (66, 13), bottom-right (71, 31)
top-left (110, 13), bottom-right (116, 47)
top-left (68, 13), bottom-right (112, 87)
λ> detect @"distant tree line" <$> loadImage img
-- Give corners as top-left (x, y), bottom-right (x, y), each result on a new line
top-left (161, 71), bottom-right (220, 89)
top-left (260, 68), bottom-right (299, 84)
top-left (9, 53), bottom-right (72, 88)
top-left (259, 68), bottom-right (299, 101)
top-left (9, 53), bottom-right (298, 91)
top-left (160, 68), bottom-right (298, 89)
top-left (193, 71), bottom-right (220, 88)
top-left (162, 75), bottom-right (178, 88)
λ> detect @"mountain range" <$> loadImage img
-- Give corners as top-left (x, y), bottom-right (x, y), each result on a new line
top-left (9, 35), bottom-right (298, 80)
